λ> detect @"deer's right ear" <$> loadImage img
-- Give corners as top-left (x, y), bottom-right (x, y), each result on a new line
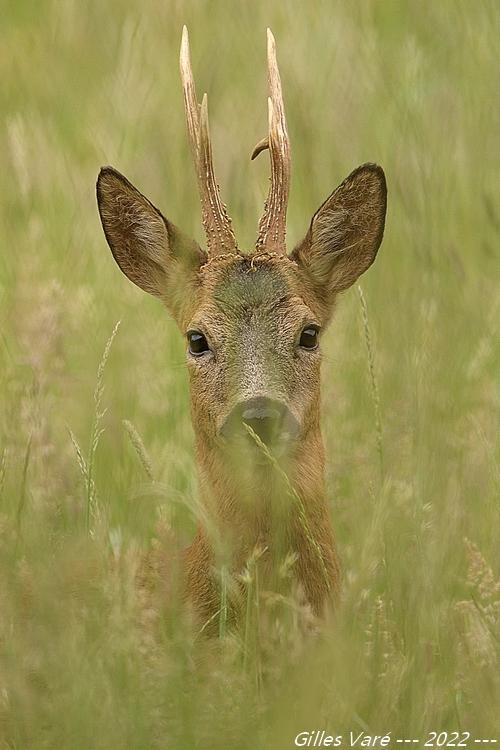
top-left (96, 166), bottom-right (206, 316)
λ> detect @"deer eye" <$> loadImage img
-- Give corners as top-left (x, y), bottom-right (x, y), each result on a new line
top-left (299, 325), bottom-right (320, 351)
top-left (187, 330), bottom-right (210, 356)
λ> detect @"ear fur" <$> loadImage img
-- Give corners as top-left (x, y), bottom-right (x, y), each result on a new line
top-left (96, 166), bottom-right (206, 318)
top-left (292, 163), bottom-right (387, 307)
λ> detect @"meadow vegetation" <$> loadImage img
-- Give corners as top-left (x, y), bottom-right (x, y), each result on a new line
top-left (0, 0), bottom-right (498, 747)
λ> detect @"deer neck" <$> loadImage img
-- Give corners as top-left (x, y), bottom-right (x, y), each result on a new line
top-left (184, 417), bottom-right (339, 610)
top-left (198, 420), bottom-right (324, 523)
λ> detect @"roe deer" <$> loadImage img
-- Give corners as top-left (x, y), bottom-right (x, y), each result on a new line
top-left (96, 27), bottom-right (387, 632)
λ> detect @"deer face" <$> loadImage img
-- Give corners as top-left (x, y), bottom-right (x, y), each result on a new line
top-left (96, 29), bottom-right (387, 459)
top-left (185, 256), bottom-right (320, 454)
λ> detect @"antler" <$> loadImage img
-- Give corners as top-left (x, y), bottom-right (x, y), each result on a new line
top-left (252, 29), bottom-right (291, 255)
top-left (180, 26), bottom-right (238, 257)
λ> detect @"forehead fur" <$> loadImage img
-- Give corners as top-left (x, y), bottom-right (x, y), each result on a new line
top-left (177, 254), bottom-right (333, 332)
top-left (211, 258), bottom-right (292, 313)
top-left (192, 255), bottom-right (320, 320)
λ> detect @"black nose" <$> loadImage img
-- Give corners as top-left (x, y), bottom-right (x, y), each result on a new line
top-left (221, 397), bottom-right (297, 445)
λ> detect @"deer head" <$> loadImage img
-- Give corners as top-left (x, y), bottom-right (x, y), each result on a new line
top-left (96, 27), bottom-right (386, 474)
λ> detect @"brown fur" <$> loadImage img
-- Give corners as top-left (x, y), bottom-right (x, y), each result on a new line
top-left (96, 57), bottom-right (387, 635)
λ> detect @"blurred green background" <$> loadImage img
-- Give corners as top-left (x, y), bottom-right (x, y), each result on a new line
top-left (0, 0), bottom-right (498, 748)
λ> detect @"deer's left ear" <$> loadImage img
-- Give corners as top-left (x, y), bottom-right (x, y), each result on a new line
top-left (291, 163), bottom-right (387, 306)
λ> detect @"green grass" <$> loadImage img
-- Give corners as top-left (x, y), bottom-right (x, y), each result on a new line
top-left (0, 0), bottom-right (498, 747)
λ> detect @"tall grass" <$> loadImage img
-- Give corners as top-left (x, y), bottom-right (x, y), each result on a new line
top-left (0, 0), bottom-right (498, 748)
top-left (357, 285), bottom-right (384, 480)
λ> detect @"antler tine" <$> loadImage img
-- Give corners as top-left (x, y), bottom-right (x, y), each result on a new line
top-left (253, 29), bottom-right (291, 255)
top-left (180, 26), bottom-right (200, 164)
top-left (179, 26), bottom-right (238, 257)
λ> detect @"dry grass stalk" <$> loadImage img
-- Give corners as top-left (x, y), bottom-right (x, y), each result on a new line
top-left (358, 285), bottom-right (383, 479)
top-left (123, 419), bottom-right (154, 481)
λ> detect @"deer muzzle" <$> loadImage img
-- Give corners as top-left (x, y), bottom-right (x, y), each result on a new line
top-left (220, 396), bottom-right (299, 451)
